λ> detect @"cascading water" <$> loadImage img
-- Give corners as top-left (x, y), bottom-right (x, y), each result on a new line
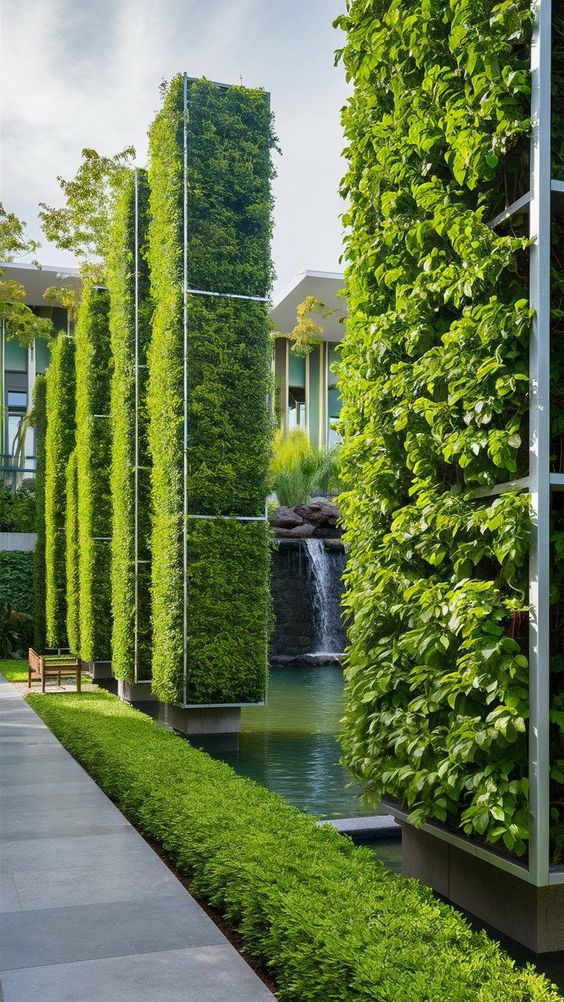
top-left (305, 539), bottom-right (347, 654)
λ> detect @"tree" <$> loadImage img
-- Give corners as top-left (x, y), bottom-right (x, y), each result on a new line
top-left (0, 203), bottom-right (52, 347)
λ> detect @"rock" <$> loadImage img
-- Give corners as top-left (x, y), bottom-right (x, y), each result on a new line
top-left (294, 499), bottom-right (340, 525)
top-left (273, 522), bottom-right (315, 539)
top-left (269, 506), bottom-right (304, 529)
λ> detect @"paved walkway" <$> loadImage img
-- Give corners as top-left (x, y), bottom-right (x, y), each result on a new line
top-left (0, 675), bottom-right (275, 1001)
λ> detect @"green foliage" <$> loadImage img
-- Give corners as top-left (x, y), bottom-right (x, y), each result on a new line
top-left (0, 603), bottom-right (31, 658)
top-left (148, 76), bottom-right (274, 702)
top-left (27, 690), bottom-right (560, 1002)
top-left (0, 551), bottom-right (34, 622)
top-left (39, 147), bottom-right (135, 264)
top-left (32, 375), bottom-right (47, 650)
top-left (45, 332), bottom-right (76, 648)
top-left (108, 169), bottom-right (152, 682)
top-left (75, 283), bottom-right (112, 662)
top-left (65, 450), bottom-right (80, 656)
top-left (0, 485), bottom-right (35, 532)
top-left (0, 204), bottom-right (53, 347)
top-left (335, 1), bottom-right (535, 854)
top-left (271, 428), bottom-right (339, 507)
top-left (287, 297), bottom-right (345, 357)
top-left (0, 658), bottom-right (29, 682)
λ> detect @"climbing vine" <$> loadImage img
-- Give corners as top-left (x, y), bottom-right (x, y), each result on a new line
top-left (335, 0), bottom-right (540, 856)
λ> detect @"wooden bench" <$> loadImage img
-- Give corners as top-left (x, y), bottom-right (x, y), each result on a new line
top-left (28, 649), bottom-right (82, 692)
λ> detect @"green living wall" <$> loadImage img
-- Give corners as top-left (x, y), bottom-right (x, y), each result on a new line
top-left (336, 1), bottom-right (537, 856)
top-left (65, 449), bottom-right (80, 656)
top-left (148, 76), bottom-right (274, 704)
top-left (32, 374), bottom-right (47, 651)
top-left (44, 332), bottom-right (76, 647)
top-left (108, 169), bottom-right (152, 682)
top-left (75, 283), bottom-right (112, 663)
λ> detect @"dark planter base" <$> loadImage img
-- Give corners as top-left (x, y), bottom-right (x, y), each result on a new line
top-left (402, 823), bottom-right (564, 953)
top-left (164, 703), bottom-right (241, 737)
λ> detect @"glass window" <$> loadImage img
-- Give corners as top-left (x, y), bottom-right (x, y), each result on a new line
top-left (7, 391), bottom-right (27, 410)
top-left (288, 386), bottom-right (306, 429)
top-left (288, 354), bottom-right (306, 388)
top-left (35, 338), bottom-right (51, 374)
top-left (5, 339), bottom-right (27, 372)
top-left (7, 415), bottom-right (33, 465)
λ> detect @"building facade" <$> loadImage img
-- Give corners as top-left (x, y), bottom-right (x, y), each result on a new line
top-left (269, 271), bottom-right (344, 448)
top-left (0, 263), bottom-right (80, 488)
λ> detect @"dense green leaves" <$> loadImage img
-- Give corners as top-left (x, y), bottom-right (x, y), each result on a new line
top-left (45, 332), bottom-right (76, 647)
top-left (65, 450), bottom-right (80, 656)
top-left (336, 0), bottom-right (533, 853)
top-left (32, 376), bottom-right (47, 651)
top-left (109, 170), bottom-right (152, 682)
top-left (148, 76), bottom-right (274, 703)
top-left (75, 283), bottom-right (112, 662)
top-left (0, 551), bottom-right (34, 619)
top-left (27, 690), bottom-right (560, 1001)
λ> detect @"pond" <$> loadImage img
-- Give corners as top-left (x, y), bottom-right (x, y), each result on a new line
top-left (189, 664), bottom-right (402, 874)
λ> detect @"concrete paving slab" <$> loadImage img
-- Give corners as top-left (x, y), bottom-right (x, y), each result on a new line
top-left (0, 676), bottom-right (276, 1000)
top-left (9, 855), bottom-right (185, 911)
top-left (0, 945), bottom-right (275, 1002)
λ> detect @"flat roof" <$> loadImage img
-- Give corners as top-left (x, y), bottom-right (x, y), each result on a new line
top-left (0, 262), bottom-right (81, 307)
top-left (270, 270), bottom-right (346, 343)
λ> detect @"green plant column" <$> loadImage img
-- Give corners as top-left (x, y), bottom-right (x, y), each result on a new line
top-left (75, 283), bottom-right (112, 663)
top-left (148, 76), bottom-right (274, 704)
top-left (335, 2), bottom-right (534, 856)
top-left (44, 333), bottom-right (76, 647)
top-left (32, 374), bottom-right (47, 651)
top-left (65, 449), bottom-right (80, 656)
top-left (108, 170), bottom-right (152, 682)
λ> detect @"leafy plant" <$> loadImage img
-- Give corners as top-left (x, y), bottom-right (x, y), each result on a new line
top-left (65, 450), bottom-right (80, 656)
top-left (147, 76), bottom-right (274, 703)
top-left (0, 551), bottom-right (34, 656)
top-left (335, 0), bottom-right (536, 854)
top-left (32, 375), bottom-right (47, 651)
top-left (0, 485), bottom-right (35, 532)
top-left (75, 283), bottom-right (112, 662)
top-left (271, 428), bottom-right (339, 506)
top-left (27, 689), bottom-right (560, 1002)
top-left (0, 603), bottom-right (31, 658)
top-left (287, 297), bottom-right (344, 357)
top-left (108, 169), bottom-right (152, 682)
top-left (0, 203), bottom-right (53, 348)
top-left (45, 331), bottom-right (76, 648)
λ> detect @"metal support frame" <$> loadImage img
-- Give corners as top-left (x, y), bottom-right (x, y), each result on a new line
top-left (527, 0), bottom-right (552, 888)
top-left (178, 72), bottom-right (270, 710)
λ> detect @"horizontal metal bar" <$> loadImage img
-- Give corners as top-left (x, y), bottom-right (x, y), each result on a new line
top-left (93, 414), bottom-right (110, 418)
top-left (173, 701), bottom-right (265, 709)
top-left (383, 801), bottom-right (534, 884)
top-left (550, 473), bottom-right (564, 487)
top-left (92, 536), bottom-right (111, 541)
top-left (549, 868), bottom-right (564, 885)
top-left (186, 513), bottom-right (267, 521)
top-left (489, 191), bottom-right (531, 228)
top-left (186, 287), bottom-right (268, 303)
top-left (470, 476), bottom-right (530, 498)
top-left (551, 179), bottom-right (564, 193)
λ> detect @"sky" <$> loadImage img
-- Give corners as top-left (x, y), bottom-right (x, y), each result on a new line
top-left (0, 0), bottom-right (349, 301)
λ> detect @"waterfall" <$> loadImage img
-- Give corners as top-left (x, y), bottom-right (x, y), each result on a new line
top-left (305, 539), bottom-right (346, 654)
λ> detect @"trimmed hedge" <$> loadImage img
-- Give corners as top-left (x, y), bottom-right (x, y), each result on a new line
top-left (108, 169), bottom-right (152, 682)
top-left (45, 331), bottom-right (76, 647)
top-left (147, 76), bottom-right (274, 703)
top-left (65, 449), bottom-right (80, 656)
top-left (335, 2), bottom-right (535, 855)
top-left (32, 374), bottom-right (47, 650)
top-left (0, 486), bottom-right (35, 532)
top-left (27, 689), bottom-right (560, 1002)
top-left (0, 551), bottom-right (33, 617)
top-left (75, 283), bottom-right (112, 662)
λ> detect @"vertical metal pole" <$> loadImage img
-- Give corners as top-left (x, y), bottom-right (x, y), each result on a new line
top-left (528, 0), bottom-right (552, 887)
top-left (134, 169), bottom-right (140, 684)
top-left (182, 73), bottom-right (189, 706)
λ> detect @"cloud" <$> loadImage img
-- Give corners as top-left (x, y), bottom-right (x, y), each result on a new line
top-left (0, 0), bottom-right (349, 294)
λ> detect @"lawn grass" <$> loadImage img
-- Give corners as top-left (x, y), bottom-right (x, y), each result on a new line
top-left (26, 688), bottom-right (562, 1002)
top-left (0, 658), bottom-right (28, 683)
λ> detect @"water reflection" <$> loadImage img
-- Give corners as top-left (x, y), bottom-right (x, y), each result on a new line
top-left (190, 665), bottom-right (374, 819)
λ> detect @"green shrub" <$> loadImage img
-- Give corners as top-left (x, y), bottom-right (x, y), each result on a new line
top-left (108, 169), bottom-right (152, 682)
top-left (32, 374), bottom-right (47, 650)
top-left (0, 485), bottom-right (35, 532)
top-left (335, 1), bottom-right (537, 855)
top-left (75, 283), bottom-right (112, 662)
top-left (271, 428), bottom-right (339, 507)
top-left (45, 331), bottom-right (76, 647)
top-left (0, 550), bottom-right (33, 620)
top-left (27, 689), bottom-right (560, 1002)
top-left (147, 76), bottom-right (274, 703)
top-left (0, 657), bottom-right (29, 682)
top-left (65, 449), bottom-right (80, 656)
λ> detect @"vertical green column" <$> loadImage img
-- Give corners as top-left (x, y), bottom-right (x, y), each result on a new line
top-left (32, 374), bottom-right (47, 651)
top-left (75, 283), bottom-right (112, 663)
top-left (109, 169), bottom-right (152, 683)
top-left (148, 76), bottom-right (274, 705)
top-left (65, 449), bottom-right (80, 656)
top-left (44, 333), bottom-right (76, 647)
